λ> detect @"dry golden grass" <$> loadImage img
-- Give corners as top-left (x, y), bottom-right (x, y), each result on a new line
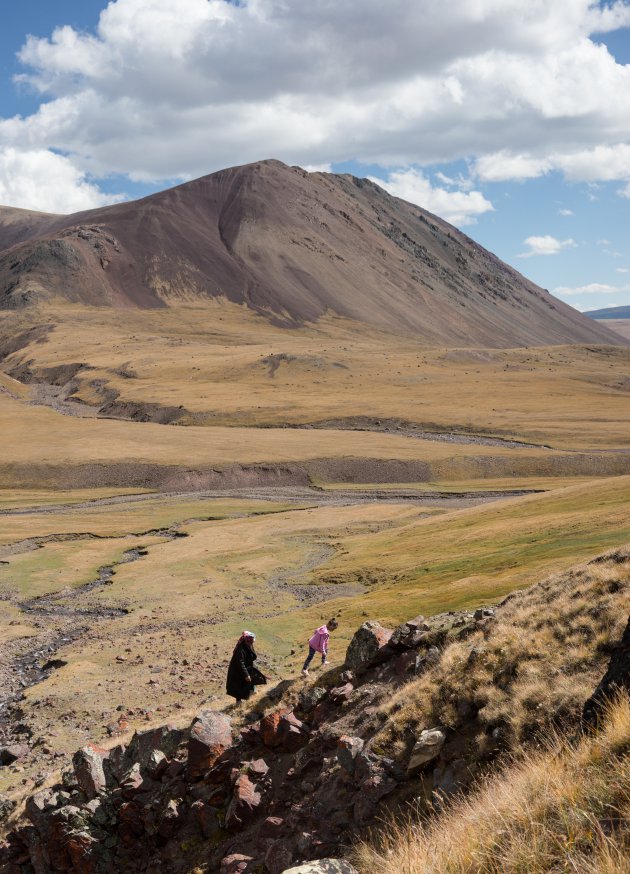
top-left (2, 301), bottom-right (630, 449)
top-left (0, 487), bottom-right (151, 510)
top-left (374, 547), bottom-right (630, 760)
top-left (355, 694), bottom-right (630, 874)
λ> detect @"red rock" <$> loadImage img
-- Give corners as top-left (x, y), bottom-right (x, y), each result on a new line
top-left (220, 852), bottom-right (254, 873)
top-left (260, 708), bottom-right (289, 748)
top-left (225, 774), bottom-right (262, 830)
top-left (66, 832), bottom-right (97, 874)
top-left (248, 758), bottom-right (269, 779)
top-left (279, 713), bottom-right (309, 751)
top-left (336, 736), bottom-right (364, 774)
top-left (329, 683), bottom-right (353, 704)
top-left (188, 710), bottom-right (232, 779)
top-left (72, 745), bottom-right (108, 799)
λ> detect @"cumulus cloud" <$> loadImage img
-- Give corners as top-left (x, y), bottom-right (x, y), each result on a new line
top-left (0, 0), bottom-right (629, 207)
top-left (369, 168), bottom-right (493, 226)
top-left (553, 282), bottom-right (630, 296)
top-left (0, 147), bottom-right (123, 213)
top-left (518, 235), bottom-right (576, 257)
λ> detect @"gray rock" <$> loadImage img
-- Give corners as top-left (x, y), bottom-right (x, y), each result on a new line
top-left (72, 745), bottom-right (108, 799)
top-left (336, 735), bottom-right (364, 775)
top-left (345, 621), bottom-right (393, 672)
top-left (0, 793), bottom-right (16, 821)
top-left (407, 728), bottom-right (446, 773)
top-left (0, 743), bottom-right (29, 765)
top-left (281, 861), bottom-right (359, 873)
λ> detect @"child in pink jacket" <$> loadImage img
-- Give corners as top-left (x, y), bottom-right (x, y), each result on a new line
top-left (301, 617), bottom-right (338, 676)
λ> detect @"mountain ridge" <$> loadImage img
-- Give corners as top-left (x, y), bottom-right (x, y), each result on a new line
top-left (0, 159), bottom-right (623, 347)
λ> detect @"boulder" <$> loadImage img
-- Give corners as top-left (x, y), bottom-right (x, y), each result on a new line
top-left (584, 614), bottom-right (630, 725)
top-left (260, 709), bottom-right (290, 748)
top-left (281, 861), bottom-right (358, 874)
top-left (225, 774), bottom-right (262, 830)
top-left (298, 685), bottom-right (327, 713)
top-left (187, 710), bottom-right (232, 779)
top-left (147, 749), bottom-right (168, 779)
top-left (0, 744), bottom-right (29, 766)
top-left (125, 724), bottom-right (184, 769)
top-left (72, 745), bottom-right (108, 799)
top-left (407, 728), bottom-right (446, 773)
top-left (336, 736), bottom-right (364, 775)
top-left (120, 762), bottom-right (144, 797)
top-left (345, 621), bottom-right (393, 673)
top-left (279, 712), bottom-right (309, 751)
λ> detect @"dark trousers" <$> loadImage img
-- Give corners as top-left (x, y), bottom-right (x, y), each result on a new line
top-left (302, 646), bottom-right (325, 670)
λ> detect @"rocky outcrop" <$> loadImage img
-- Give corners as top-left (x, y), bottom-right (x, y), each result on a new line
top-left (583, 614), bottom-right (630, 725)
top-left (0, 603), bottom-right (504, 873)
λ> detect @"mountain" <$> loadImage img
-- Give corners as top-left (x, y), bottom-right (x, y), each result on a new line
top-left (586, 305), bottom-right (630, 319)
top-left (0, 159), bottom-right (622, 347)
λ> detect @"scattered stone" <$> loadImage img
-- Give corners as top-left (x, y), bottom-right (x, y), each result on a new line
top-left (407, 728), bottom-right (446, 773)
top-left (390, 615), bottom-right (430, 649)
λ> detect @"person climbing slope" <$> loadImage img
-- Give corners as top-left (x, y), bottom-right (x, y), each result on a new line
top-left (301, 617), bottom-right (338, 676)
top-left (226, 630), bottom-right (266, 702)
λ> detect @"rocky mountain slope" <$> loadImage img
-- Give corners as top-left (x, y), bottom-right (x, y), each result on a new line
top-left (0, 160), bottom-right (622, 347)
top-left (2, 545), bottom-right (628, 873)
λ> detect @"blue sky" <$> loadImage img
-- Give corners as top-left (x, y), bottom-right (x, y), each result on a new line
top-left (1, 1), bottom-right (629, 313)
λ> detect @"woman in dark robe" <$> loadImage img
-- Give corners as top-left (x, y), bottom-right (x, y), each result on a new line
top-left (226, 631), bottom-right (265, 701)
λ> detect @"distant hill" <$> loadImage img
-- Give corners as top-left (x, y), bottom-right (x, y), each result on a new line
top-left (0, 159), bottom-right (623, 347)
top-left (586, 305), bottom-right (630, 320)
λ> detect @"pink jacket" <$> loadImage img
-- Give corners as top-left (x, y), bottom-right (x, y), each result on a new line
top-left (309, 625), bottom-right (330, 654)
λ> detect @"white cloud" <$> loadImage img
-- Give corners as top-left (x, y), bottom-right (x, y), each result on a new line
top-left (616, 267), bottom-right (629, 273)
top-left (0, 0), bottom-right (628, 201)
top-left (558, 208), bottom-right (574, 216)
top-left (518, 235), bottom-right (576, 257)
top-left (0, 147), bottom-right (122, 213)
top-left (553, 282), bottom-right (630, 296)
top-left (369, 168), bottom-right (493, 226)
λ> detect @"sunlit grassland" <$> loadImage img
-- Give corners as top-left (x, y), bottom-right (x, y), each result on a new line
top-left (0, 495), bottom-right (311, 548)
top-left (0, 535), bottom-right (168, 600)
top-left (304, 475), bottom-right (630, 627)
top-left (0, 487), bottom-right (152, 510)
top-left (2, 302), bottom-right (630, 448)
